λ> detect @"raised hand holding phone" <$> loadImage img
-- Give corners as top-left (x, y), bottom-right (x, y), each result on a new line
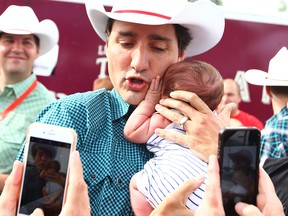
top-left (17, 123), bottom-right (77, 216)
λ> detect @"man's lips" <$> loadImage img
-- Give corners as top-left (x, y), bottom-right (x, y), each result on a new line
top-left (126, 77), bottom-right (148, 91)
top-left (7, 56), bottom-right (25, 60)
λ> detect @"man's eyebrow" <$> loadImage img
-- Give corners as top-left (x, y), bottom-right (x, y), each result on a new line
top-left (149, 34), bottom-right (172, 42)
top-left (22, 36), bottom-right (34, 41)
top-left (117, 31), bottom-right (172, 42)
top-left (2, 35), bottom-right (33, 40)
top-left (117, 30), bottom-right (137, 37)
top-left (2, 35), bottom-right (12, 39)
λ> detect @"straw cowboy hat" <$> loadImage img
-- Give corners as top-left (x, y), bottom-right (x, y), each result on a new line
top-left (85, 0), bottom-right (225, 57)
top-left (245, 47), bottom-right (288, 86)
top-left (0, 5), bottom-right (59, 56)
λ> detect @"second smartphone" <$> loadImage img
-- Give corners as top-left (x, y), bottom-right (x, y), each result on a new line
top-left (218, 127), bottom-right (260, 216)
top-left (17, 122), bottom-right (77, 216)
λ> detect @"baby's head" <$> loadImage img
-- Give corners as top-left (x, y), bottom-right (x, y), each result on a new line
top-left (161, 59), bottom-right (223, 110)
top-left (48, 160), bottom-right (61, 172)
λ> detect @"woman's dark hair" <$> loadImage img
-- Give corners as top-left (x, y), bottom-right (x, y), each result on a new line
top-left (105, 18), bottom-right (192, 56)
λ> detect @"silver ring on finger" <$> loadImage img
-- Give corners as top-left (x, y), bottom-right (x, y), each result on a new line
top-left (179, 116), bottom-right (189, 128)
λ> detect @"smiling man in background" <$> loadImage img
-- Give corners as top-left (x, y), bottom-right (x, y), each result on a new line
top-left (0, 5), bottom-right (58, 190)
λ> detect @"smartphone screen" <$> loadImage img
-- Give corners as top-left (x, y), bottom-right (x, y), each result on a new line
top-left (17, 123), bottom-right (76, 216)
top-left (218, 127), bottom-right (260, 216)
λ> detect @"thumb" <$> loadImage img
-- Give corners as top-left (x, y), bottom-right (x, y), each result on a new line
top-left (235, 202), bottom-right (262, 216)
top-left (30, 208), bottom-right (44, 216)
top-left (218, 102), bottom-right (236, 126)
top-left (173, 177), bottom-right (205, 203)
top-left (0, 161), bottom-right (23, 216)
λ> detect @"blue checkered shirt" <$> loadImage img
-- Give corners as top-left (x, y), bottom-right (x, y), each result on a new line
top-left (17, 88), bottom-right (152, 215)
top-left (261, 106), bottom-right (288, 161)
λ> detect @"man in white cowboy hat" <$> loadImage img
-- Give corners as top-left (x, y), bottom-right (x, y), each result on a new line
top-left (245, 46), bottom-right (288, 164)
top-left (245, 47), bottom-right (288, 215)
top-left (13, 0), bottom-right (237, 215)
top-left (0, 5), bottom-right (57, 189)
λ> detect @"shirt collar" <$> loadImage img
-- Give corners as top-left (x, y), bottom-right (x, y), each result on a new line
top-left (266, 105), bottom-right (288, 124)
top-left (109, 89), bottom-right (136, 120)
top-left (5, 74), bottom-right (37, 98)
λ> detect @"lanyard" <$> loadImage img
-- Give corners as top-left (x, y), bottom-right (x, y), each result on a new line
top-left (0, 79), bottom-right (38, 120)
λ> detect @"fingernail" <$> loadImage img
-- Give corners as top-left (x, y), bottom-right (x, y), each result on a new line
top-left (12, 160), bottom-right (20, 173)
top-left (155, 104), bottom-right (161, 111)
top-left (74, 150), bottom-right (80, 158)
top-left (235, 202), bottom-right (246, 208)
top-left (155, 129), bottom-right (160, 134)
top-left (11, 161), bottom-right (17, 176)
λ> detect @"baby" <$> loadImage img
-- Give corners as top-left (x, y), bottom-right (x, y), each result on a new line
top-left (124, 59), bottom-right (223, 216)
top-left (41, 160), bottom-right (64, 206)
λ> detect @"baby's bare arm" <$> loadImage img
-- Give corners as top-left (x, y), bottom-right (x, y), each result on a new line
top-left (124, 76), bottom-right (163, 143)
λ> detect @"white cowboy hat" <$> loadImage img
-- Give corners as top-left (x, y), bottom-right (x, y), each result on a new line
top-left (245, 47), bottom-right (288, 86)
top-left (85, 0), bottom-right (225, 57)
top-left (0, 5), bottom-right (59, 56)
top-left (33, 44), bottom-right (59, 76)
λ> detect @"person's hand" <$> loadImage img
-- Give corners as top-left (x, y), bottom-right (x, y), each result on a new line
top-left (150, 155), bottom-right (225, 216)
top-left (193, 155), bottom-right (225, 216)
top-left (149, 175), bottom-right (202, 216)
top-left (0, 161), bottom-right (23, 216)
top-left (154, 90), bottom-right (235, 161)
top-left (40, 169), bottom-right (66, 185)
top-left (144, 75), bottom-right (162, 105)
top-left (124, 75), bottom-right (164, 142)
top-left (230, 118), bottom-right (243, 127)
top-left (235, 167), bottom-right (284, 216)
top-left (0, 151), bottom-right (90, 216)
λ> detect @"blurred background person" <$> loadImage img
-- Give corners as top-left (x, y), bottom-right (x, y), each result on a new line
top-left (0, 5), bottom-right (58, 191)
top-left (245, 46), bottom-right (288, 215)
top-left (93, 75), bottom-right (113, 91)
top-left (245, 46), bottom-right (288, 163)
top-left (217, 78), bottom-right (264, 130)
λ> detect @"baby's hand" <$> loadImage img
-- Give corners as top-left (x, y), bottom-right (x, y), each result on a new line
top-left (145, 76), bottom-right (162, 104)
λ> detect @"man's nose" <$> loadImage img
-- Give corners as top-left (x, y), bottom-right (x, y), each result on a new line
top-left (130, 45), bottom-right (149, 72)
top-left (11, 40), bottom-right (23, 52)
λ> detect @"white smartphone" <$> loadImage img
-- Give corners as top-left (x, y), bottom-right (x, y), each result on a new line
top-left (16, 122), bottom-right (77, 216)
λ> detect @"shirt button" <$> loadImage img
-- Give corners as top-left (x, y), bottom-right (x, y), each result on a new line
top-left (117, 178), bottom-right (122, 184)
top-left (91, 173), bottom-right (97, 179)
top-left (7, 90), bottom-right (13, 97)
